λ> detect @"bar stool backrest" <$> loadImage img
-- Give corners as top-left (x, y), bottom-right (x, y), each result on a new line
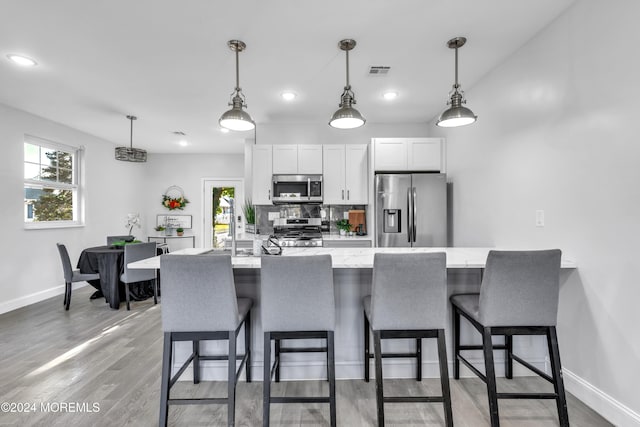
top-left (121, 242), bottom-right (156, 283)
top-left (161, 255), bottom-right (240, 332)
top-left (261, 255), bottom-right (335, 332)
top-left (370, 252), bottom-right (447, 330)
top-left (479, 249), bottom-right (562, 327)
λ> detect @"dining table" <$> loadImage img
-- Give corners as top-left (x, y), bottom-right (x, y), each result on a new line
top-left (78, 245), bottom-right (156, 309)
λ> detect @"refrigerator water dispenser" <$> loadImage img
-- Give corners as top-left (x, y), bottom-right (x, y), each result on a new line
top-left (383, 209), bottom-right (401, 233)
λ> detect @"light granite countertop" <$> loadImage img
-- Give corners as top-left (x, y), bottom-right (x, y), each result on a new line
top-left (129, 246), bottom-right (577, 270)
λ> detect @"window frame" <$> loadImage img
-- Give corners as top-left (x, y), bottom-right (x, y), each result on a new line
top-left (23, 135), bottom-right (84, 229)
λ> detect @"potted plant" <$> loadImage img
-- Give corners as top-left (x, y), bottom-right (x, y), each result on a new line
top-left (176, 227), bottom-right (184, 236)
top-left (335, 219), bottom-right (351, 236)
top-left (243, 199), bottom-right (256, 233)
top-left (154, 225), bottom-right (165, 233)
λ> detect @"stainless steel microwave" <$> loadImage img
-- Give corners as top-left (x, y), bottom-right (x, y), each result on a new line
top-left (271, 174), bottom-right (323, 204)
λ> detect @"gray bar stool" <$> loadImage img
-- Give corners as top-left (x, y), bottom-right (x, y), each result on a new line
top-left (363, 253), bottom-right (453, 427)
top-left (450, 249), bottom-right (568, 427)
top-left (159, 255), bottom-right (252, 427)
top-left (260, 255), bottom-right (336, 427)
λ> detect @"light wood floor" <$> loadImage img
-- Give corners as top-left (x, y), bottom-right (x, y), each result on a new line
top-left (0, 286), bottom-right (612, 427)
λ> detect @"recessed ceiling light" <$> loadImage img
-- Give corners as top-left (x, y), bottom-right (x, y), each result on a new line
top-left (281, 91), bottom-right (297, 101)
top-left (220, 127), bottom-right (230, 134)
top-left (6, 54), bottom-right (38, 67)
top-left (178, 140), bottom-right (188, 147)
top-left (383, 91), bottom-right (398, 100)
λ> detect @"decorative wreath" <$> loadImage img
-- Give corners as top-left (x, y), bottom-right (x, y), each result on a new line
top-left (162, 185), bottom-right (189, 210)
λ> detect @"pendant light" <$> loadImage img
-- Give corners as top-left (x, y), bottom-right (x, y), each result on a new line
top-left (219, 40), bottom-right (255, 131)
top-left (329, 39), bottom-right (365, 129)
top-left (436, 37), bottom-right (477, 128)
top-left (115, 115), bottom-right (147, 162)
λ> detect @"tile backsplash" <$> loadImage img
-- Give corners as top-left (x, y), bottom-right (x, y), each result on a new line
top-left (254, 204), bottom-right (366, 235)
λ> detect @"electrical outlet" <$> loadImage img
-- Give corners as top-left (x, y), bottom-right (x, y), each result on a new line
top-left (535, 210), bottom-right (545, 227)
top-left (343, 212), bottom-right (349, 220)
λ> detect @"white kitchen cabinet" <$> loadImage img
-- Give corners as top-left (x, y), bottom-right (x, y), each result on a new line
top-left (273, 144), bottom-right (323, 174)
top-left (252, 145), bottom-right (273, 205)
top-left (323, 144), bottom-right (368, 205)
top-left (297, 145), bottom-right (323, 174)
top-left (373, 138), bottom-right (445, 172)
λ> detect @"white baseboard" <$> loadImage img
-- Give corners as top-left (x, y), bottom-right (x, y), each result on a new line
top-left (0, 283), bottom-right (88, 315)
top-left (564, 368), bottom-right (640, 427)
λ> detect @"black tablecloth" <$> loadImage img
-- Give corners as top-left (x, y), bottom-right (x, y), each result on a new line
top-left (78, 245), bottom-right (156, 310)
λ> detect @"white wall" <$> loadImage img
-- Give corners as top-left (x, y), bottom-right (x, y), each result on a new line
top-left (431, 1), bottom-right (640, 424)
top-left (140, 153), bottom-right (244, 248)
top-left (0, 103), bottom-right (145, 313)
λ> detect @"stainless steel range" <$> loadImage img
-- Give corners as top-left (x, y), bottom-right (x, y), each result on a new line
top-left (273, 218), bottom-right (323, 247)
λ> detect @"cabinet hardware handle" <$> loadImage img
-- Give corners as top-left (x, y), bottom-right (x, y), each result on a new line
top-left (347, 190), bottom-right (350, 200)
top-left (342, 189), bottom-right (344, 200)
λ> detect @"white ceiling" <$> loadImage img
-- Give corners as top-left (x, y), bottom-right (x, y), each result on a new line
top-left (0, 0), bottom-right (575, 154)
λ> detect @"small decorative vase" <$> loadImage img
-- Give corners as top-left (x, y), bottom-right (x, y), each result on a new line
top-left (177, 231), bottom-right (184, 236)
top-left (339, 229), bottom-right (346, 236)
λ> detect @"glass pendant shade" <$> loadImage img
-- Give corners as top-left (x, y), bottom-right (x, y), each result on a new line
top-left (436, 37), bottom-right (477, 128)
top-left (329, 39), bottom-right (365, 129)
top-left (219, 40), bottom-right (255, 132)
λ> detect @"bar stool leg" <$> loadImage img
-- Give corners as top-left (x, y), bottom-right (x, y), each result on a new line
top-left (437, 329), bottom-right (454, 427)
top-left (159, 332), bottom-right (172, 427)
top-left (275, 339), bottom-right (281, 382)
top-left (244, 311), bottom-right (252, 382)
top-left (193, 340), bottom-right (200, 384)
top-left (263, 332), bottom-right (272, 427)
top-left (364, 312), bottom-right (370, 382)
top-left (453, 307), bottom-right (461, 379)
top-left (482, 327), bottom-right (500, 427)
top-left (227, 331), bottom-right (236, 427)
top-left (416, 338), bottom-right (422, 381)
top-left (505, 334), bottom-right (513, 379)
top-left (547, 327), bottom-right (570, 427)
top-left (373, 330), bottom-right (384, 427)
top-left (125, 282), bottom-right (131, 310)
top-left (153, 270), bottom-right (158, 305)
top-left (327, 331), bottom-right (337, 427)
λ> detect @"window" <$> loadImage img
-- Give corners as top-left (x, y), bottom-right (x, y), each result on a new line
top-left (24, 135), bottom-right (83, 228)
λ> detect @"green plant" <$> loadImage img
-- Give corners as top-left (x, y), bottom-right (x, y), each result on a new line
top-left (154, 225), bottom-right (165, 232)
top-left (335, 219), bottom-right (351, 232)
top-left (243, 199), bottom-right (256, 224)
top-left (176, 227), bottom-right (184, 233)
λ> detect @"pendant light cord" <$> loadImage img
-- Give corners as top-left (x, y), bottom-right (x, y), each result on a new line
top-left (454, 46), bottom-right (459, 88)
top-left (235, 48), bottom-right (240, 91)
top-left (129, 117), bottom-right (134, 149)
top-left (345, 48), bottom-right (350, 88)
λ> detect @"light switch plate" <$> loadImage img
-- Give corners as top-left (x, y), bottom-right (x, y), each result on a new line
top-left (343, 212), bottom-right (349, 219)
top-left (535, 210), bottom-right (545, 227)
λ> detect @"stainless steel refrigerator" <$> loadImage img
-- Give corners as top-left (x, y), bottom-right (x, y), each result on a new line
top-left (375, 173), bottom-right (447, 247)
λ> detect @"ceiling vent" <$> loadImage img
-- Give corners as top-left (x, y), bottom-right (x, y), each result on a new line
top-left (368, 66), bottom-right (390, 75)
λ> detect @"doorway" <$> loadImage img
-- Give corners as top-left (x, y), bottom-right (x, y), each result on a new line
top-left (202, 179), bottom-right (245, 248)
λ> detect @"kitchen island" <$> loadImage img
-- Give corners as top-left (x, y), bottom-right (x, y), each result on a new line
top-left (130, 247), bottom-right (576, 381)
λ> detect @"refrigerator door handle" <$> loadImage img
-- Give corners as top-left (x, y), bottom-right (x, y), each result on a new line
top-left (412, 187), bottom-right (417, 243)
top-left (407, 187), bottom-right (413, 243)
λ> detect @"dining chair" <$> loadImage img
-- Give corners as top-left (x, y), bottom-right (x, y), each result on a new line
top-left (159, 254), bottom-right (252, 427)
top-left (120, 242), bottom-right (157, 310)
top-left (450, 249), bottom-right (568, 427)
top-left (363, 253), bottom-right (453, 426)
top-left (106, 235), bottom-right (134, 245)
top-left (56, 243), bottom-right (100, 311)
top-left (260, 255), bottom-right (336, 427)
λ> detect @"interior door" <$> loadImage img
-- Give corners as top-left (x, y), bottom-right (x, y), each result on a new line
top-left (203, 178), bottom-right (244, 248)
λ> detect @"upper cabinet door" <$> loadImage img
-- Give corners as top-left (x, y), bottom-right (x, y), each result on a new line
top-left (272, 145), bottom-right (298, 174)
top-left (373, 139), bottom-right (407, 171)
top-left (345, 144), bottom-right (368, 204)
top-left (373, 138), bottom-right (445, 172)
top-left (252, 145), bottom-right (273, 205)
top-left (407, 138), bottom-right (445, 172)
top-left (298, 145), bottom-right (323, 174)
top-left (322, 145), bottom-right (346, 204)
